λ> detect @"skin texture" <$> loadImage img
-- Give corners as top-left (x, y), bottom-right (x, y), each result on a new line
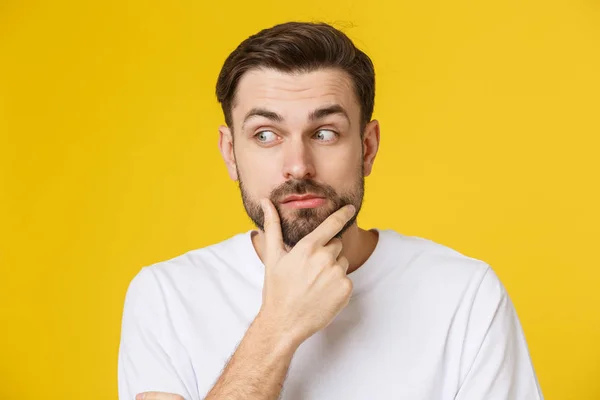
top-left (137, 67), bottom-right (381, 400)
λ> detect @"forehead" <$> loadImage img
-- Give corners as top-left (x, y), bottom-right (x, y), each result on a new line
top-left (231, 68), bottom-right (360, 125)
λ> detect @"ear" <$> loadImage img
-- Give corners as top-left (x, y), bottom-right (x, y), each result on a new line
top-left (362, 119), bottom-right (380, 177)
top-left (218, 125), bottom-right (238, 181)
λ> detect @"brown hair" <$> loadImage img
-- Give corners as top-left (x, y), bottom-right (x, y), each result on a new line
top-left (215, 21), bottom-right (375, 132)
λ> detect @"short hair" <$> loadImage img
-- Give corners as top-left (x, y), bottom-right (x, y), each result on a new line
top-left (215, 21), bottom-right (375, 131)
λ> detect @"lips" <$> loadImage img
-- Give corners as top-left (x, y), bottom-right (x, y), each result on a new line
top-left (281, 194), bottom-right (325, 203)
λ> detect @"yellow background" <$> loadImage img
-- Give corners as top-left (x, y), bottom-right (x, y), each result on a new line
top-left (1, 0), bottom-right (599, 398)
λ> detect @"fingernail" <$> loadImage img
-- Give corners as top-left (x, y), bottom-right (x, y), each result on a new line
top-left (348, 204), bottom-right (356, 214)
top-left (136, 394), bottom-right (145, 400)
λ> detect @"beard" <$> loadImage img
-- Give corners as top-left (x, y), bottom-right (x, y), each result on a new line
top-left (238, 167), bottom-right (364, 249)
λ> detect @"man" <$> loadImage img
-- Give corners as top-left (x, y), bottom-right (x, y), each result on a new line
top-left (118, 22), bottom-right (543, 400)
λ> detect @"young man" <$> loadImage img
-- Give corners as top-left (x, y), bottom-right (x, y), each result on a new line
top-left (118, 22), bottom-right (543, 400)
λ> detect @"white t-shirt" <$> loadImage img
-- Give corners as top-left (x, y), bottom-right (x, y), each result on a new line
top-left (118, 229), bottom-right (543, 400)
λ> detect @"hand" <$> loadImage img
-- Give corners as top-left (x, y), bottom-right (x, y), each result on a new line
top-left (136, 392), bottom-right (184, 400)
top-left (257, 198), bottom-right (356, 346)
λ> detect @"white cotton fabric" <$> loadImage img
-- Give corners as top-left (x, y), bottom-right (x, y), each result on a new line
top-left (118, 229), bottom-right (543, 400)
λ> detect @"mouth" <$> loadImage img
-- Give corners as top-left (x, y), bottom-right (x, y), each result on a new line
top-left (281, 194), bottom-right (327, 209)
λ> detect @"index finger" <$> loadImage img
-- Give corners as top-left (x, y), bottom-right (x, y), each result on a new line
top-left (300, 204), bottom-right (356, 248)
top-left (260, 198), bottom-right (285, 264)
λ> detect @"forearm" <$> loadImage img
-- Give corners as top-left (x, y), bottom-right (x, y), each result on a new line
top-left (204, 312), bottom-right (299, 400)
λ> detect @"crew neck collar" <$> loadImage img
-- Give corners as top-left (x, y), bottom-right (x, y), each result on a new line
top-left (241, 229), bottom-right (397, 296)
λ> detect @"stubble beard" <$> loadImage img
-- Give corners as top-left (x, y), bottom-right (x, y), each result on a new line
top-left (238, 169), bottom-right (364, 248)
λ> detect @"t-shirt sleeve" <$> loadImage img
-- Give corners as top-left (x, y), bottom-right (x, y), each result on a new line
top-left (455, 267), bottom-right (544, 400)
top-left (118, 268), bottom-right (197, 400)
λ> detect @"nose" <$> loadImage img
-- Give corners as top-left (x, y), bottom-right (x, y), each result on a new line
top-left (282, 138), bottom-right (316, 180)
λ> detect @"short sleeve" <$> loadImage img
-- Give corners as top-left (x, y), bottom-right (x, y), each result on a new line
top-left (455, 268), bottom-right (544, 400)
top-left (118, 268), bottom-right (197, 400)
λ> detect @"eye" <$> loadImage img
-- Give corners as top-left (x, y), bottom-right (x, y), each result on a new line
top-left (314, 129), bottom-right (338, 142)
top-left (255, 130), bottom-right (279, 144)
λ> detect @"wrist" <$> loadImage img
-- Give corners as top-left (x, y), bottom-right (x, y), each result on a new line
top-left (252, 309), bottom-right (302, 357)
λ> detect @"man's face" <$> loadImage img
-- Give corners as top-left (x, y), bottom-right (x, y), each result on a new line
top-left (224, 68), bottom-right (367, 248)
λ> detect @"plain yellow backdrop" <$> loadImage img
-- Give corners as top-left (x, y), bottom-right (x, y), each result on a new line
top-left (1, 0), bottom-right (599, 399)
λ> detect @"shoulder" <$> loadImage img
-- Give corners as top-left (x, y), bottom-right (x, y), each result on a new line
top-left (380, 230), bottom-right (503, 301)
top-left (124, 231), bottom-right (255, 301)
top-left (384, 230), bottom-right (490, 278)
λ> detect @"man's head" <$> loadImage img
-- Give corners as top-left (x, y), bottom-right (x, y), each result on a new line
top-left (216, 22), bottom-right (379, 248)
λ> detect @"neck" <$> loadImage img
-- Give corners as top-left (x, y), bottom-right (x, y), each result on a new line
top-left (251, 223), bottom-right (379, 274)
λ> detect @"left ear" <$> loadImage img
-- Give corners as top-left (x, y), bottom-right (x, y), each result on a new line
top-left (362, 119), bottom-right (380, 177)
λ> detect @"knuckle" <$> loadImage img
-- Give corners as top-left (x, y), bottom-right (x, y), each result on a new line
top-left (315, 250), bottom-right (335, 266)
top-left (340, 278), bottom-right (353, 293)
top-left (332, 263), bottom-right (347, 276)
top-left (301, 239), bottom-right (317, 253)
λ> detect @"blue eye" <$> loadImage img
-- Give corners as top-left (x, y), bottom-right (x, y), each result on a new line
top-left (256, 130), bottom-right (278, 143)
top-left (314, 129), bottom-right (337, 141)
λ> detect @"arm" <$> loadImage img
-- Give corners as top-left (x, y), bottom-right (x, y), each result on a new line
top-left (204, 200), bottom-right (356, 399)
top-left (130, 200), bottom-right (356, 400)
top-left (204, 311), bottom-right (298, 400)
top-left (136, 311), bottom-right (298, 400)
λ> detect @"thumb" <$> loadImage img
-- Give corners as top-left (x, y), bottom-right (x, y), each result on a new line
top-left (260, 198), bottom-right (285, 265)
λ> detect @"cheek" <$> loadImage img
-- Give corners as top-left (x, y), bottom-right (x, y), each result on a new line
top-left (237, 156), bottom-right (282, 197)
top-left (317, 150), bottom-right (362, 181)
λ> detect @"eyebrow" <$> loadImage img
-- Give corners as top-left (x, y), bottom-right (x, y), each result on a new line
top-left (242, 108), bottom-right (283, 130)
top-left (241, 104), bottom-right (351, 130)
top-left (308, 104), bottom-right (351, 125)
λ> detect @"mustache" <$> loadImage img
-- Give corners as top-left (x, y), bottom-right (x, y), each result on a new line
top-left (270, 179), bottom-right (338, 201)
